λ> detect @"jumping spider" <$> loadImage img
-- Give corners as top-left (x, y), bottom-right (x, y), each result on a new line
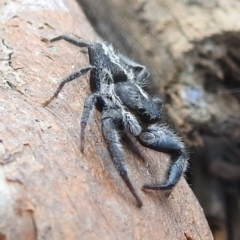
top-left (44, 35), bottom-right (188, 207)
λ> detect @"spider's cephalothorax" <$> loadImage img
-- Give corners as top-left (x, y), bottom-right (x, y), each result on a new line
top-left (44, 35), bottom-right (188, 207)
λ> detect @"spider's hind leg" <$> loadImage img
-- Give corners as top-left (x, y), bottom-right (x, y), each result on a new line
top-left (118, 53), bottom-right (150, 85)
top-left (137, 124), bottom-right (188, 192)
top-left (101, 108), bottom-right (143, 207)
top-left (49, 34), bottom-right (92, 48)
top-left (43, 66), bottom-right (92, 106)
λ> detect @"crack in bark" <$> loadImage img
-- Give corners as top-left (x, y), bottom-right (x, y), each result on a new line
top-left (26, 209), bottom-right (38, 240)
top-left (2, 39), bottom-right (15, 70)
top-left (1, 39), bottom-right (25, 94)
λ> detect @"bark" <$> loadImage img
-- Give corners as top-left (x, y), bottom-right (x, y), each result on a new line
top-left (78, 0), bottom-right (240, 240)
top-left (0, 0), bottom-right (212, 240)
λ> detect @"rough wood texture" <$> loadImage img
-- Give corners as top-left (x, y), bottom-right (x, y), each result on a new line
top-left (0, 0), bottom-right (212, 239)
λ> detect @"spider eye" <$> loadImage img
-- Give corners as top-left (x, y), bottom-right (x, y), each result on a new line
top-left (138, 108), bottom-right (145, 113)
top-left (143, 113), bottom-right (150, 118)
top-left (139, 112), bottom-right (152, 123)
top-left (134, 95), bottom-right (140, 99)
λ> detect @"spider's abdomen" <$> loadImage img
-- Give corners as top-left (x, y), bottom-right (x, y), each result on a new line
top-left (88, 42), bottom-right (130, 92)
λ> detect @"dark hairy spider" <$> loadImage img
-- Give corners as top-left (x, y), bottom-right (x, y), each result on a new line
top-left (44, 35), bottom-right (188, 207)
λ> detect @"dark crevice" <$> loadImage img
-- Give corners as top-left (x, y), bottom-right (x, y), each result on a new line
top-left (2, 39), bottom-right (14, 69)
top-left (181, 31), bottom-right (240, 240)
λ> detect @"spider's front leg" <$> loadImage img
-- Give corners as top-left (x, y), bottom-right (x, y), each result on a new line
top-left (101, 108), bottom-right (143, 208)
top-left (137, 125), bottom-right (188, 191)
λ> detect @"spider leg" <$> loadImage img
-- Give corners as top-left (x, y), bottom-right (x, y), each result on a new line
top-left (43, 66), bottom-right (92, 106)
top-left (80, 93), bottom-right (97, 152)
top-left (137, 124), bottom-right (188, 191)
top-left (101, 109), bottom-right (143, 207)
top-left (118, 54), bottom-right (150, 85)
top-left (49, 34), bottom-right (91, 48)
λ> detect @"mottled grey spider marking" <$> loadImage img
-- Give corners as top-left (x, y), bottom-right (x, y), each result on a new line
top-left (43, 34), bottom-right (188, 207)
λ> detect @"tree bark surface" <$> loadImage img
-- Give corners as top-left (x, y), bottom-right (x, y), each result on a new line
top-left (0, 0), bottom-right (213, 240)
